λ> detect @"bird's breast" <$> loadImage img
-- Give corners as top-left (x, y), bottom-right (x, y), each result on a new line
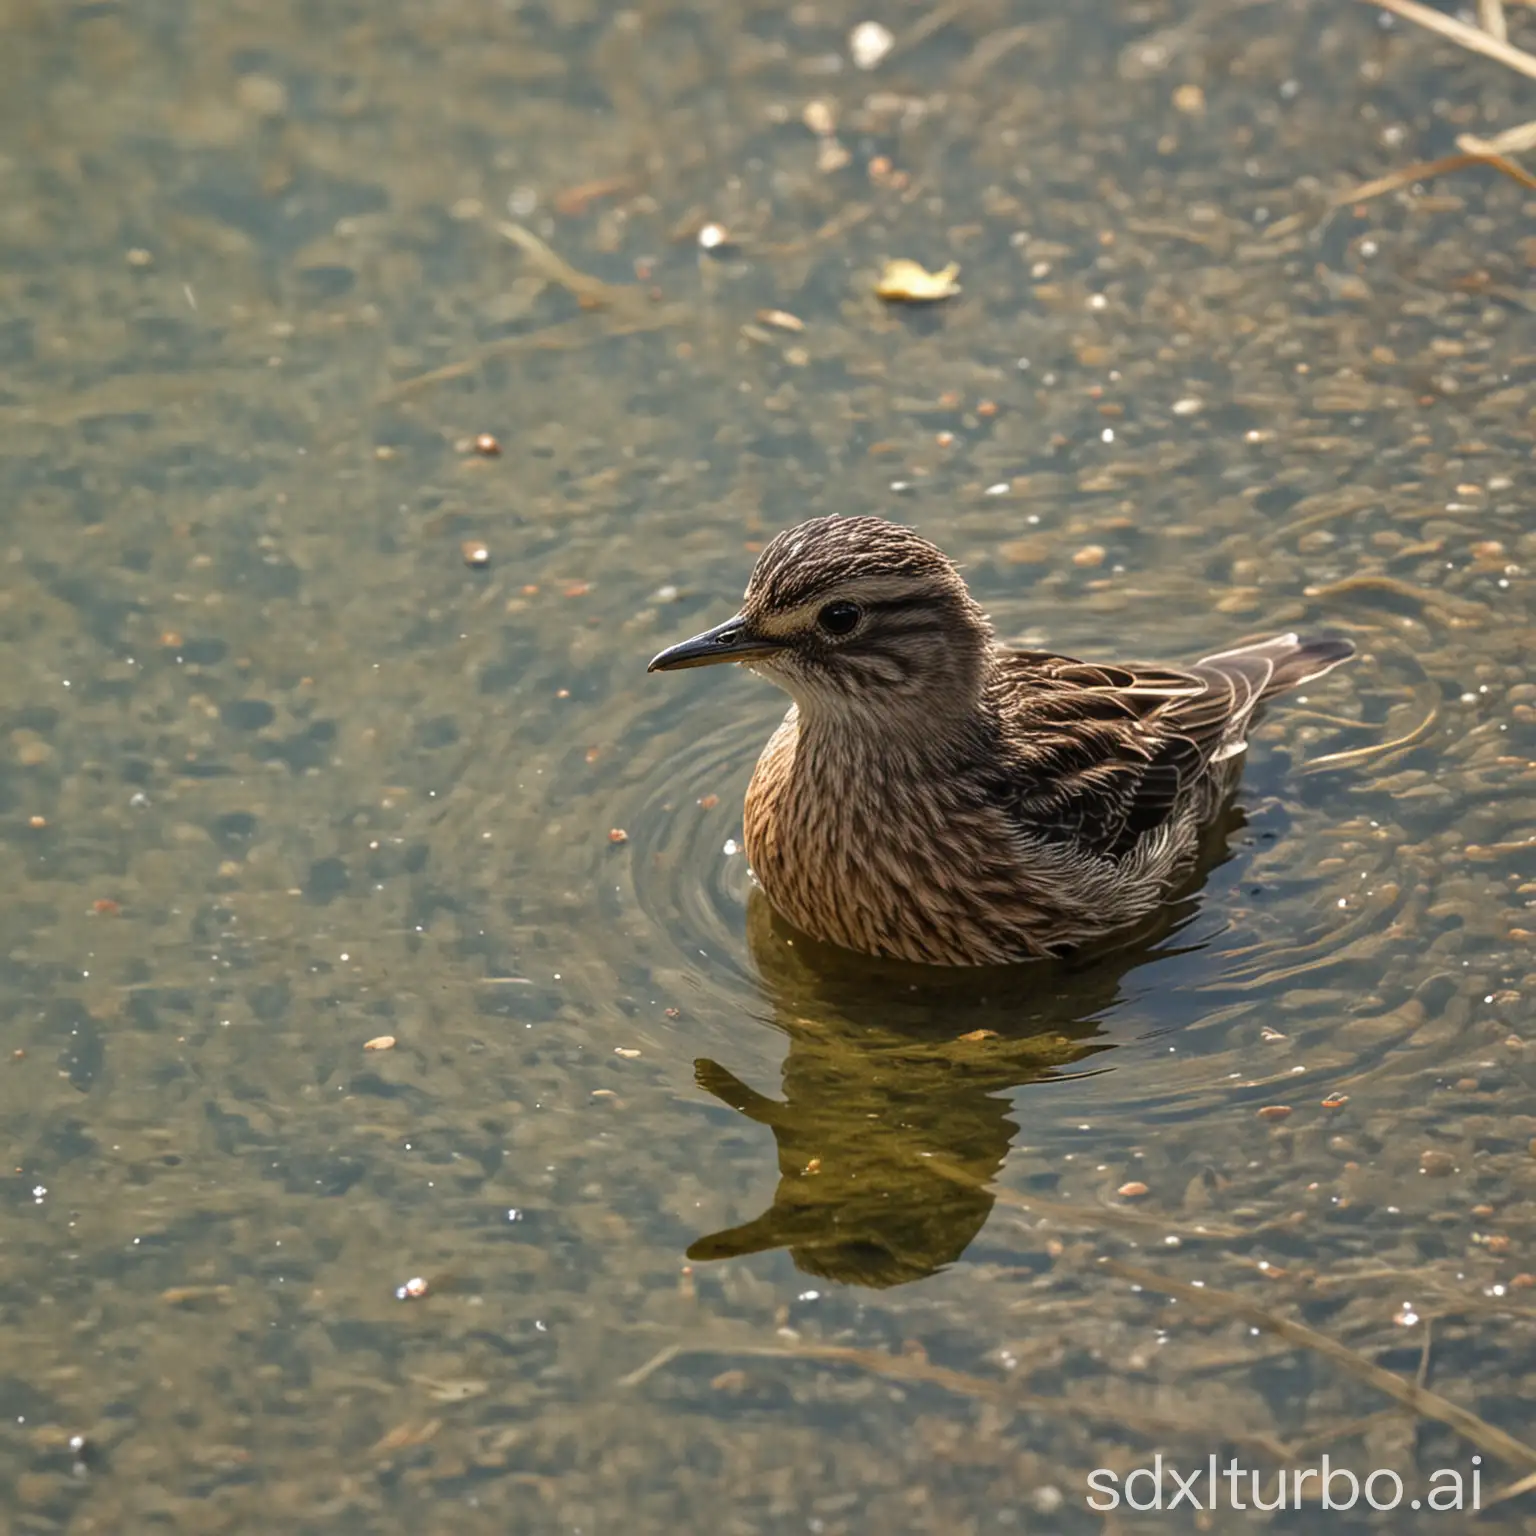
top-left (740, 710), bottom-right (1029, 964)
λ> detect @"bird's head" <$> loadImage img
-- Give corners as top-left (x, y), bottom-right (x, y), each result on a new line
top-left (648, 516), bottom-right (993, 724)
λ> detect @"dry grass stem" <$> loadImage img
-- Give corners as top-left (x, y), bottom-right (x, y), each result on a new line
top-left (617, 1336), bottom-right (1295, 1454)
top-left (1305, 570), bottom-right (1488, 619)
top-left (377, 221), bottom-right (692, 399)
top-left (1345, 0), bottom-right (1536, 204)
top-left (1101, 1259), bottom-right (1536, 1471)
top-left (1331, 152), bottom-right (1536, 207)
top-left (1479, 0), bottom-right (1509, 42)
top-left (380, 305), bottom-right (690, 400)
top-left (495, 221), bottom-right (637, 308)
top-left (1458, 119), bottom-right (1536, 156)
top-left (1299, 696), bottom-right (1439, 773)
top-left (1486, 1466), bottom-right (1536, 1509)
top-left (757, 201), bottom-right (875, 257)
top-left (888, 0), bottom-right (970, 64)
top-left (1363, 0), bottom-right (1536, 80)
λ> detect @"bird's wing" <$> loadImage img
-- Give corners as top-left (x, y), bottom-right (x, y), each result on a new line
top-left (984, 649), bottom-right (1257, 860)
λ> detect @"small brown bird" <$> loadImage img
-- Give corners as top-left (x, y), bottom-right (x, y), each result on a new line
top-left (649, 516), bottom-right (1354, 966)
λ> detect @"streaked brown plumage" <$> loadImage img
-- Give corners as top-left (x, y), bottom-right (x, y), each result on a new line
top-left (649, 515), bottom-right (1354, 967)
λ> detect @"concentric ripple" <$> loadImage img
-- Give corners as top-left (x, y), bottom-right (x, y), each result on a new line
top-left (612, 683), bottom-right (782, 1022)
top-left (601, 658), bottom-right (1427, 1139)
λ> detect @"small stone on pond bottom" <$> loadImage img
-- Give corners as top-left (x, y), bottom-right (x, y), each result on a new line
top-left (849, 19), bottom-right (894, 69)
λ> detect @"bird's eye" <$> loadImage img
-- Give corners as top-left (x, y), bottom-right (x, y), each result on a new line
top-left (817, 601), bottom-right (861, 636)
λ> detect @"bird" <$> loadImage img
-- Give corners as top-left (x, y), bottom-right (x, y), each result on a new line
top-left (648, 515), bottom-right (1355, 967)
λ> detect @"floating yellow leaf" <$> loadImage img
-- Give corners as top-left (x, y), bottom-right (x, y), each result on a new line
top-left (874, 258), bottom-right (960, 302)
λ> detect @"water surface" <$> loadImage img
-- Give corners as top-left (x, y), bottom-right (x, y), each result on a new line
top-left (2, 0), bottom-right (1535, 1530)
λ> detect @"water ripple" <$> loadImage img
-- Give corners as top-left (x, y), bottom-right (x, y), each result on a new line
top-left (613, 683), bottom-right (778, 1018)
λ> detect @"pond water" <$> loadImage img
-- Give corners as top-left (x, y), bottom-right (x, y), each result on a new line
top-left (1, 0), bottom-right (1534, 1529)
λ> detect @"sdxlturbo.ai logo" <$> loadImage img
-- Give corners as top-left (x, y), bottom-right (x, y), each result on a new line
top-left (1086, 1455), bottom-right (1482, 1513)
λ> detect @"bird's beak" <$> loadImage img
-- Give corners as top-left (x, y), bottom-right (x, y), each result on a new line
top-left (647, 614), bottom-right (781, 672)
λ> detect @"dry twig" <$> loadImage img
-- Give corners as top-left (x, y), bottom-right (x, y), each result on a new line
top-left (1343, 0), bottom-right (1536, 204)
top-left (617, 1335), bottom-right (1294, 1455)
top-left (1330, 151), bottom-right (1536, 206)
top-left (1101, 1259), bottom-right (1536, 1472)
top-left (1362, 0), bottom-right (1536, 80)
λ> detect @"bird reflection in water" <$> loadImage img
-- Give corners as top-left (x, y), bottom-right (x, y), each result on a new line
top-left (688, 814), bottom-right (1242, 1289)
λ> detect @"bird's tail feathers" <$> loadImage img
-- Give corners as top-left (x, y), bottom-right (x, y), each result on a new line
top-left (1198, 632), bottom-right (1355, 702)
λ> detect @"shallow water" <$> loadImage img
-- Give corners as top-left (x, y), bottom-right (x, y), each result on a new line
top-left (2, 0), bottom-right (1535, 1529)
